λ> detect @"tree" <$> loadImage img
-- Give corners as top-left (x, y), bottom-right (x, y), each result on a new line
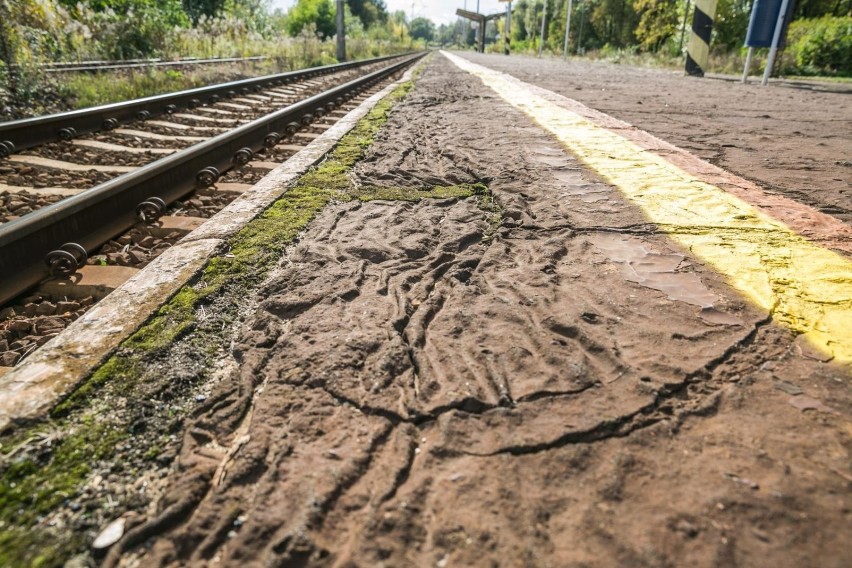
top-left (286, 0), bottom-right (336, 38)
top-left (410, 17), bottom-right (435, 41)
top-left (633, 0), bottom-right (679, 52)
top-left (346, 0), bottom-right (387, 28)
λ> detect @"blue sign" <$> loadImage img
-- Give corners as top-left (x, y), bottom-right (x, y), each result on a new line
top-left (745, 0), bottom-right (796, 48)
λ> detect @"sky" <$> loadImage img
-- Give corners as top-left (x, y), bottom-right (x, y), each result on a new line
top-left (268, 1), bottom-right (511, 26)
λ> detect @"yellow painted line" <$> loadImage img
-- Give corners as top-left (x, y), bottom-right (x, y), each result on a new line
top-left (444, 52), bottom-right (852, 364)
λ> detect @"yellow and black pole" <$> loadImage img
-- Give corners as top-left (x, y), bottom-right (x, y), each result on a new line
top-left (685, 0), bottom-right (717, 76)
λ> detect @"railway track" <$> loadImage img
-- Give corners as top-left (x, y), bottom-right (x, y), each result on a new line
top-left (30, 55), bottom-right (269, 74)
top-left (0, 51), bottom-right (425, 371)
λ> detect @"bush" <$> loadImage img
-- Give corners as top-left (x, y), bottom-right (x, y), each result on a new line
top-left (787, 16), bottom-right (852, 75)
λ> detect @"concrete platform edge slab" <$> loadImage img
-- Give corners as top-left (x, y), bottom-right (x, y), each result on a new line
top-left (0, 62), bottom-right (421, 433)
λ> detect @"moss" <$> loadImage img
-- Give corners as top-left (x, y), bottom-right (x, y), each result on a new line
top-left (0, 416), bottom-right (126, 526)
top-left (51, 357), bottom-right (138, 418)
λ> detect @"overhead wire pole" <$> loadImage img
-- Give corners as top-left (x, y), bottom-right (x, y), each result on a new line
top-left (538, 0), bottom-right (548, 57)
top-left (335, 0), bottom-right (345, 62)
top-left (563, 0), bottom-right (573, 58)
top-left (505, 1), bottom-right (512, 55)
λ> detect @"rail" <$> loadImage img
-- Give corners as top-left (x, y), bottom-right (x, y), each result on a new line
top-left (0, 52), bottom-right (426, 306)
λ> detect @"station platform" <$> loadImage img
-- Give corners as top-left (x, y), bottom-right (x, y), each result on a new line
top-left (118, 52), bottom-right (850, 566)
top-left (6, 51), bottom-right (847, 567)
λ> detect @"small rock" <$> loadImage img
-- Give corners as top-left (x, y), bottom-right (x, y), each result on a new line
top-left (137, 236), bottom-right (157, 249)
top-left (106, 252), bottom-right (126, 265)
top-left (35, 301), bottom-right (56, 315)
top-left (92, 517), bottom-right (126, 551)
top-left (0, 351), bottom-right (20, 366)
top-left (674, 519), bottom-right (699, 538)
top-left (126, 250), bottom-right (147, 265)
top-left (0, 307), bottom-right (16, 319)
top-left (36, 333), bottom-right (60, 346)
top-left (0, 340), bottom-right (7, 351)
top-left (56, 300), bottom-right (81, 314)
top-left (8, 319), bottom-right (31, 333)
top-left (23, 303), bottom-right (38, 317)
top-left (35, 316), bottom-right (65, 335)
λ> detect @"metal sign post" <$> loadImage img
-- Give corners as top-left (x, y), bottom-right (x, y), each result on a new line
top-left (741, 0), bottom-right (795, 85)
top-left (762, 0), bottom-right (792, 85)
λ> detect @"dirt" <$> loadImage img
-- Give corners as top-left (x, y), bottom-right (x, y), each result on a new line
top-left (88, 54), bottom-right (851, 567)
top-left (459, 52), bottom-right (852, 225)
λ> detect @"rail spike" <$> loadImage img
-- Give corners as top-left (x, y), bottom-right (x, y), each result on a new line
top-left (196, 166), bottom-right (220, 187)
top-left (232, 147), bottom-right (254, 166)
top-left (45, 243), bottom-right (88, 278)
top-left (284, 122), bottom-right (300, 137)
top-left (0, 141), bottom-right (14, 158)
top-left (264, 133), bottom-right (281, 148)
top-left (58, 127), bottom-right (77, 141)
top-left (136, 197), bottom-right (167, 222)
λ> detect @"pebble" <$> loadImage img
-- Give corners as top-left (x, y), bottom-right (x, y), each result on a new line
top-left (0, 352), bottom-right (20, 366)
top-left (92, 517), bottom-right (126, 551)
top-left (35, 301), bottom-right (56, 315)
top-left (7, 320), bottom-right (31, 332)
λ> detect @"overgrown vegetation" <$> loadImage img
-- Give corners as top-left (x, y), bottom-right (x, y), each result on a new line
top-left (436, 0), bottom-right (850, 77)
top-left (0, 0), bottom-right (419, 115)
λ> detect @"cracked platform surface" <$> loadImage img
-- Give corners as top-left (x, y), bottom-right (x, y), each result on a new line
top-left (116, 54), bottom-right (851, 567)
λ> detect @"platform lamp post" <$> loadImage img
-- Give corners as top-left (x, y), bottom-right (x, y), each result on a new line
top-left (563, 0), bottom-right (573, 59)
top-left (335, 0), bottom-right (345, 62)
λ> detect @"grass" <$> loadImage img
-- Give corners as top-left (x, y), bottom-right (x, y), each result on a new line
top-left (0, 60), bottom-right (501, 566)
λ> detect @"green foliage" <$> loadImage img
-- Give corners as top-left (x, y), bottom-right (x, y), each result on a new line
top-left (712, 0), bottom-right (751, 51)
top-left (787, 16), bottom-right (852, 75)
top-left (410, 17), bottom-right (436, 42)
top-left (590, 0), bottom-right (639, 49)
top-left (633, 0), bottom-right (680, 52)
top-left (286, 0), bottom-right (336, 38)
top-left (347, 0), bottom-right (388, 27)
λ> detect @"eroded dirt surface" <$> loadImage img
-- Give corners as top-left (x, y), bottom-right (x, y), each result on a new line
top-left (458, 52), bottom-right (852, 225)
top-left (112, 54), bottom-right (851, 567)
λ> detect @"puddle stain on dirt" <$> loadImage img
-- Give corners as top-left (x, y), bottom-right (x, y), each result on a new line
top-left (587, 233), bottom-right (743, 326)
top-left (446, 51), bottom-right (852, 364)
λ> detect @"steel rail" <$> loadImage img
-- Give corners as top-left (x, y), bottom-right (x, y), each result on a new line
top-left (42, 56), bottom-right (269, 73)
top-left (9, 56), bottom-right (269, 73)
top-left (0, 52), bottom-right (425, 306)
top-left (0, 52), bottom-right (412, 158)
